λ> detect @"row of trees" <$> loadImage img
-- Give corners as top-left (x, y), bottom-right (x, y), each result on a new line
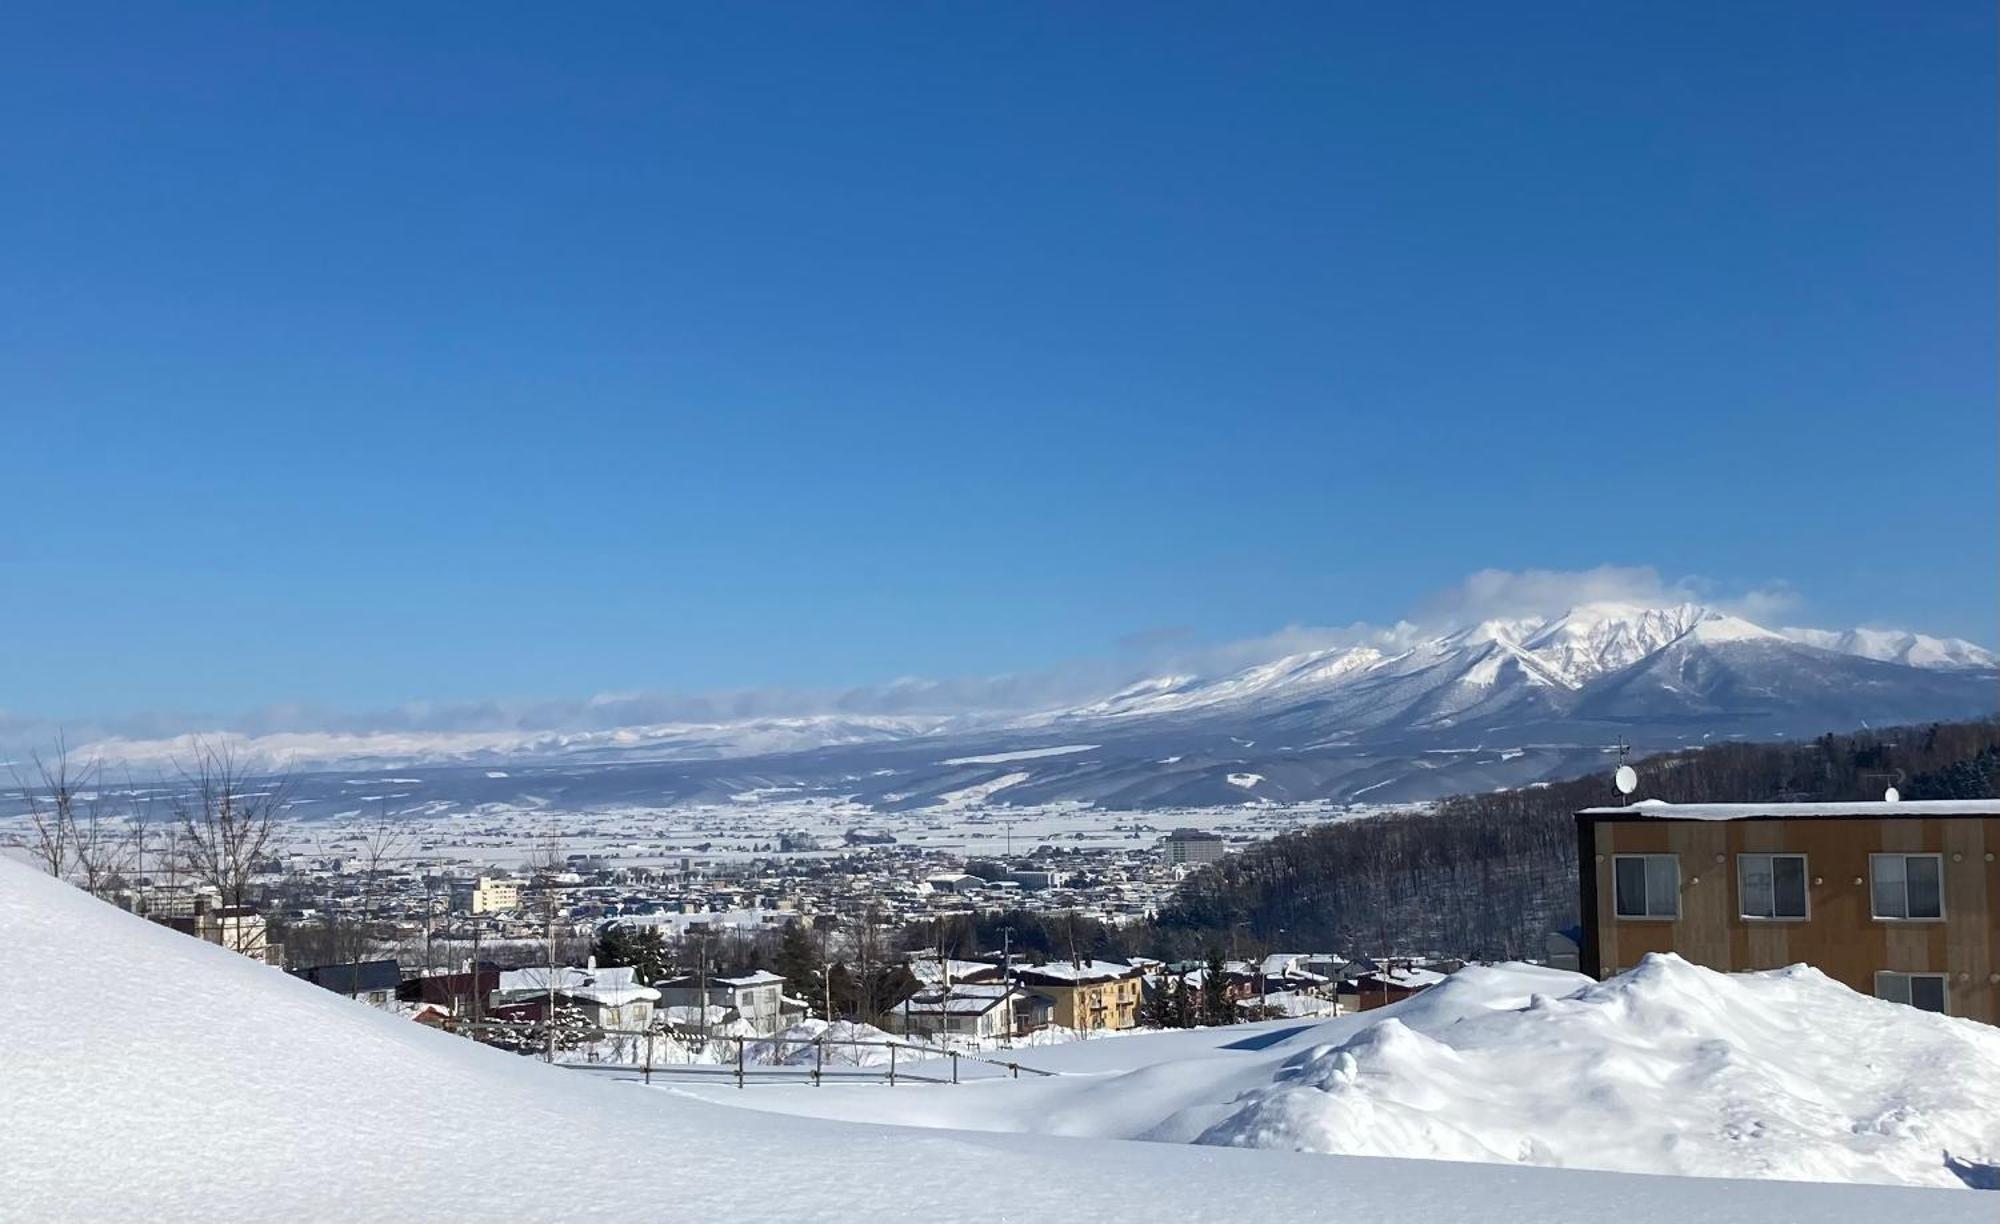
top-left (1137, 950), bottom-right (1238, 1028)
top-left (14, 739), bottom-right (287, 953)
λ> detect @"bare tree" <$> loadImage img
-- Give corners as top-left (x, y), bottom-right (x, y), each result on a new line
top-left (121, 771), bottom-right (159, 892)
top-left (356, 805), bottom-right (409, 919)
top-left (524, 836), bottom-right (568, 1063)
top-left (70, 788), bottom-right (135, 900)
top-left (174, 740), bottom-right (289, 954)
top-left (12, 737), bottom-right (91, 881)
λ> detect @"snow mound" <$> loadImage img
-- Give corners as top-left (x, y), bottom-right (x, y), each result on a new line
top-left (1194, 954), bottom-right (2000, 1188)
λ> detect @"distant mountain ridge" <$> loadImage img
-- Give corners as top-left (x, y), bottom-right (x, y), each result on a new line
top-left (1056, 603), bottom-right (1991, 728)
top-left (53, 603), bottom-right (2000, 813)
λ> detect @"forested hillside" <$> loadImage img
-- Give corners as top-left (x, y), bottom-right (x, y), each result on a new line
top-left (1146, 720), bottom-right (2000, 961)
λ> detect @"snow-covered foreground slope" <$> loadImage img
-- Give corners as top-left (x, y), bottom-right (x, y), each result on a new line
top-left (0, 864), bottom-right (1984, 1224)
top-left (681, 960), bottom-right (2000, 1191)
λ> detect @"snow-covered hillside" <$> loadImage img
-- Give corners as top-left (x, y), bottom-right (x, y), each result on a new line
top-left (683, 958), bottom-right (2000, 1191)
top-left (1, 860), bottom-right (1987, 1222)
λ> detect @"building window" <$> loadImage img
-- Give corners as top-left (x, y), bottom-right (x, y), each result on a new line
top-left (1738, 854), bottom-right (1808, 920)
top-left (1612, 854), bottom-right (1680, 919)
top-left (1870, 854), bottom-right (1944, 920)
top-left (1875, 971), bottom-right (1947, 1014)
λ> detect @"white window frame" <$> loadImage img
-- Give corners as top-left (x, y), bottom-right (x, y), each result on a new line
top-left (1737, 852), bottom-right (1810, 921)
top-left (1612, 854), bottom-right (1681, 920)
top-left (1874, 970), bottom-right (1948, 1014)
top-left (1869, 853), bottom-right (1945, 921)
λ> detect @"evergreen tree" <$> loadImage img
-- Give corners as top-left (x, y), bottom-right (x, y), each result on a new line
top-left (591, 925), bottom-right (672, 983)
top-left (773, 921), bottom-right (824, 1014)
top-left (826, 962), bottom-right (859, 1019)
top-left (1200, 949), bottom-right (1232, 1027)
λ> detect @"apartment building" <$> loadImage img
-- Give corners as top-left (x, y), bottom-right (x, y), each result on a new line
top-left (1576, 799), bottom-right (1998, 1023)
top-left (1162, 829), bottom-right (1227, 866)
top-left (454, 876), bottom-right (522, 915)
top-left (1013, 960), bottom-right (1144, 1031)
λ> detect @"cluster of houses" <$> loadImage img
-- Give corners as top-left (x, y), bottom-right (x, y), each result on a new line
top-left (288, 955), bottom-right (811, 1045)
top-left (884, 951), bottom-right (1456, 1044)
top-left (280, 939), bottom-right (1463, 1052)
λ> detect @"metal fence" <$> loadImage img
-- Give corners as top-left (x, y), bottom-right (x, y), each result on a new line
top-left (447, 1020), bottom-right (1057, 1088)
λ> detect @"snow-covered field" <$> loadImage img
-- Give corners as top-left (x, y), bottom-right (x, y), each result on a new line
top-left (2, 857), bottom-right (1991, 1221)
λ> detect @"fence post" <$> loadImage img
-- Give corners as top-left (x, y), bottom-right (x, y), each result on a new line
top-left (951, 1051), bottom-right (959, 1085)
top-left (888, 1042), bottom-right (897, 1087)
top-left (736, 1036), bottom-right (745, 1089)
top-left (643, 1030), bottom-right (653, 1086)
top-left (1010, 1061), bottom-right (1019, 1079)
top-left (813, 1035), bottom-right (824, 1087)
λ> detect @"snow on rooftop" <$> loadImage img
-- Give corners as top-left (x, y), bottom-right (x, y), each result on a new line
top-left (1581, 799), bottom-right (2000, 820)
top-left (497, 964), bottom-right (661, 1007)
top-left (1359, 965), bottom-right (1448, 989)
top-left (1, 858), bottom-right (1987, 1220)
top-left (907, 956), bottom-right (997, 986)
top-left (895, 984), bottom-right (1025, 1016)
top-left (1013, 959), bottom-right (1136, 983)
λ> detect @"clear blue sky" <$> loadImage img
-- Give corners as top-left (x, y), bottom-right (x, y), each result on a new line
top-left (3, 2), bottom-right (1993, 725)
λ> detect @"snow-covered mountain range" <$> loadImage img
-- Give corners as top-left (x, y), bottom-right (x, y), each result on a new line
top-left (62, 603), bottom-right (2000, 811)
top-left (1039, 603), bottom-right (1992, 732)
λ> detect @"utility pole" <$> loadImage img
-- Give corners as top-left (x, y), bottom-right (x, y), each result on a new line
top-left (999, 925), bottom-right (1015, 1047)
top-left (820, 922), bottom-right (833, 1021)
top-left (545, 886), bottom-right (558, 1065)
top-left (858, 910), bottom-right (873, 1024)
top-left (697, 928), bottom-right (710, 1047)
top-left (468, 916), bottom-right (484, 1025)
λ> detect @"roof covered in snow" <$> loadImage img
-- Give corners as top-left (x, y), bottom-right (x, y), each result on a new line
top-left (1014, 959), bottom-right (1138, 984)
top-left (1580, 799), bottom-right (2000, 821)
top-left (894, 984), bottom-right (1033, 1017)
top-left (497, 965), bottom-right (660, 1007)
top-left (907, 957), bottom-right (999, 986)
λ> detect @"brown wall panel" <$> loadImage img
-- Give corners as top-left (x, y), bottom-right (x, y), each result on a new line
top-left (1585, 816), bottom-right (1998, 1024)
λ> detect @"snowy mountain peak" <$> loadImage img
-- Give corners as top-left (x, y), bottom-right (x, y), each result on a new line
top-left (1782, 626), bottom-right (1998, 671)
top-left (1518, 602), bottom-right (1717, 684)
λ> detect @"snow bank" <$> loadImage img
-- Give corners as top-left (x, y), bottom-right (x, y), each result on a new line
top-left (0, 859), bottom-right (1979, 1221)
top-left (1193, 956), bottom-right (2000, 1188)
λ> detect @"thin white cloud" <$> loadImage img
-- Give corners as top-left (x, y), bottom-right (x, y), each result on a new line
top-left (1409, 565), bottom-right (1799, 628)
top-left (7, 564), bottom-right (1949, 769)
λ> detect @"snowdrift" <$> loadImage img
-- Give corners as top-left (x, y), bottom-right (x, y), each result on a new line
top-left (0, 858), bottom-right (1984, 1221)
top-left (1193, 956), bottom-right (2000, 1188)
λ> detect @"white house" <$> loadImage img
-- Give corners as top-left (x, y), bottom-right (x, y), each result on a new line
top-left (495, 964), bottom-right (660, 1031)
top-left (887, 983), bottom-right (1052, 1044)
top-left (655, 969), bottom-right (792, 1036)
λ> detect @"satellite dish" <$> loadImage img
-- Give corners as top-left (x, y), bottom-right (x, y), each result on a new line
top-left (1883, 786), bottom-right (1900, 803)
top-left (1614, 765), bottom-right (1638, 796)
